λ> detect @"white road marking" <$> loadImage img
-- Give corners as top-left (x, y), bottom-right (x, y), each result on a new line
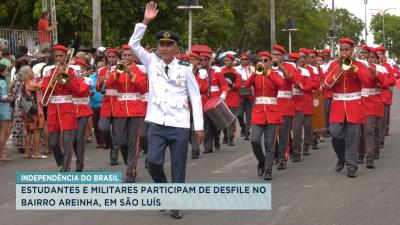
top-left (212, 153), bottom-right (255, 174)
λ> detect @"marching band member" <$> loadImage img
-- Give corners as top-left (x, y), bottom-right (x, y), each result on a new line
top-left (235, 53), bottom-right (254, 140)
top-left (129, 1), bottom-right (204, 218)
top-left (324, 38), bottom-right (370, 178)
top-left (220, 54), bottom-right (242, 146)
top-left (272, 45), bottom-right (301, 169)
top-left (312, 54), bottom-right (327, 147)
top-left (291, 50), bottom-right (312, 162)
top-left (245, 52), bottom-right (284, 180)
top-left (106, 44), bottom-right (147, 183)
top-left (189, 52), bottom-right (209, 159)
top-left (321, 49), bottom-right (333, 135)
top-left (200, 53), bottom-right (228, 153)
top-left (96, 48), bottom-right (120, 165)
top-left (358, 47), bottom-right (390, 168)
top-left (41, 45), bottom-right (80, 172)
top-left (72, 58), bottom-right (93, 172)
top-left (375, 46), bottom-right (396, 148)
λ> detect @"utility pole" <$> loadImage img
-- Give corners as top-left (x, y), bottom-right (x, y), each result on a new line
top-left (330, 0), bottom-right (336, 57)
top-left (364, 0), bottom-right (368, 44)
top-left (270, 0), bottom-right (276, 50)
top-left (177, 1), bottom-right (203, 53)
top-left (282, 18), bottom-right (297, 53)
top-left (92, 0), bottom-right (102, 48)
top-left (371, 8), bottom-right (396, 47)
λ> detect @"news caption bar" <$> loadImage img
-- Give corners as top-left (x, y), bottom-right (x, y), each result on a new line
top-left (16, 172), bottom-right (271, 210)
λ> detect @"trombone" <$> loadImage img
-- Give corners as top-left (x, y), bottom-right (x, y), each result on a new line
top-left (41, 48), bottom-right (74, 107)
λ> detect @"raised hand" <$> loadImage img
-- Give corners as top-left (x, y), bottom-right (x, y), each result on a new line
top-left (143, 1), bottom-right (159, 25)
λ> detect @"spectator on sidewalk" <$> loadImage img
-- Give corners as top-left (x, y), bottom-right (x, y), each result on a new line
top-left (0, 64), bottom-right (15, 161)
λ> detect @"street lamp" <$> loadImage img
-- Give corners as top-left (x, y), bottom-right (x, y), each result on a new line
top-left (177, 1), bottom-right (203, 53)
top-left (371, 8), bottom-right (396, 47)
top-left (282, 18), bottom-right (297, 53)
top-left (363, 0), bottom-right (368, 44)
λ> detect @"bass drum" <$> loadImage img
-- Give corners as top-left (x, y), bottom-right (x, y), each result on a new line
top-left (204, 97), bottom-right (235, 130)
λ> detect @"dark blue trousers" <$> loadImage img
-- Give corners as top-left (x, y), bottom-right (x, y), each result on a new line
top-left (147, 123), bottom-right (190, 183)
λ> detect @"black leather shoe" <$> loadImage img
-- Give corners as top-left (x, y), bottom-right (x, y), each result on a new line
top-left (264, 173), bottom-right (272, 181)
top-left (335, 160), bottom-right (345, 172)
top-left (303, 149), bottom-right (310, 156)
top-left (366, 160), bottom-right (374, 169)
top-left (240, 130), bottom-right (245, 137)
top-left (292, 156), bottom-right (301, 162)
top-left (277, 162), bottom-right (286, 170)
top-left (257, 162), bottom-right (265, 176)
top-left (191, 154), bottom-right (200, 159)
top-left (124, 174), bottom-right (136, 183)
top-left (357, 156), bottom-right (364, 164)
top-left (347, 171), bottom-right (357, 178)
top-left (312, 145), bottom-right (319, 150)
top-left (223, 137), bottom-right (228, 144)
top-left (228, 138), bottom-right (235, 146)
top-left (110, 160), bottom-right (119, 166)
top-left (214, 143), bottom-right (221, 151)
top-left (171, 210), bottom-right (183, 219)
top-left (203, 149), bottom-right (213, 154)
top-left (75, 168), bottom-right (83, 172)
top-left (244, 135), bottom-right (250, 141)
top-left (374, 154), bottom-right (380, 160)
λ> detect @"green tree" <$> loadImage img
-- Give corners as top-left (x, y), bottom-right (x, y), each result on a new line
top-left (370, 13), bottom-right (400, 55)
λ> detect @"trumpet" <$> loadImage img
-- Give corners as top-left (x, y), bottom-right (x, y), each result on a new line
top-left (271, 60), bottom-right (280, 70)
top-left (41, 48), bottom-right (74, 107)
top-left (116, 63), bottom-right (128, 74)
top-left (255, 63), bottom-right (265, 75)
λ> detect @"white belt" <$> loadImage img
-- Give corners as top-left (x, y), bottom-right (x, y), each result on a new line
top-left (105, 89), bottom-right (118, 96)
top-left (292, 88), bottom-right (303, 96)
top-left (333, 92), bottom-right (361, 101)
top-left (210, 85), bottom-right (220, 92)
top-left (277, 90), bottom-right (293, 99)
top-left (361, 88), bottom-right (381, 97)
top-left (141, 93), bottom-right (148, 102)
top-left (49, 95), bottom-right (73, 104)
top-left (72, 97), bottom-right (90, 105)
top-left (255, 96), bottom-right (277, 105)
top-left (117, 93), bottom-right (141, 101)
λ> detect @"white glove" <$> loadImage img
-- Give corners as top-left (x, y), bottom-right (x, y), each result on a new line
top-left (220, 93), bottom-right (226, 100)
top-left (199, 69), bottom-right (207, 80)
top-left (84, 77), bottom-right (93, 86)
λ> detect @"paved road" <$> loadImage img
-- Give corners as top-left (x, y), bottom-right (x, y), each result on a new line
top-left (1, 89), bottom-right (399, 225)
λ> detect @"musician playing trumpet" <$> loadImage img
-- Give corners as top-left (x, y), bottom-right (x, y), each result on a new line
top-left (323, 38), bottom-right (370, 178)
top-left (244, 52), bottom-right (284, 180)
top-left (106, 44), bottom-right (148, 183)
top-left (41, 45), bottom-right (80, 172)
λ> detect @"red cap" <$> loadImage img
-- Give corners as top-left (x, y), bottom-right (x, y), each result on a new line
top-left (189, 53), bottom-right (199, 59)
top-left (369, 47), bottom-right (379, 57)
top-left (257, 52), bottom-right (272, 59)
top-left (52, 45), bottom-right (68, 53)
top-left (272, 44), bottom-right (286, 53)
top-left (338, 38), bottom-right (355, 46)
top-left (107, 48), bottom-right (118, 55)
top-left (316, 54), bottom-right (324, 59)
top-left (375, 46), bottom-right (386, 53)
top-left (225, 54), bottom-right (235, 60)
top-left (322, 48), bottom-right (331, 54)
top-left (308, 49), bottom-right (317, 55)
top-left (181, 54), bottom-right (190, 59)
top-left (199, 53), bottom-right (211, 59)
top-left (299, 48), bottom-right (309, 55)
top-left (175, 54), bottom-right (182, 60)
top-left (121, 44), bottom-right (130, 50)
top-left (240, 53), bottom-right (250, 59)
top-left (288, 53), bottom-right (300, 60)
top-left (74, 58), bottom-right (88, 67)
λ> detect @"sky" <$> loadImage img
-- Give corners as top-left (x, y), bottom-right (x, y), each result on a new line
top-left (323, 0), bottom-right (400, 45)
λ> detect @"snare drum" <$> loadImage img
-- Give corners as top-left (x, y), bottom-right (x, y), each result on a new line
top-left (204, 97), bottom-right (235, 130)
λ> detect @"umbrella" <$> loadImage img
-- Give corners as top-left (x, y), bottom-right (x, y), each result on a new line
top-left (218, 51), bottom-right (238, 60)
top-left (191, 45), bottom-right (212, 53)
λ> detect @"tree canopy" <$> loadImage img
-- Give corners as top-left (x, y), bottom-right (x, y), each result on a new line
top-left (370, 13), bottom-right (400, 56)
top-left (0, 0), bottom-right (365, 53)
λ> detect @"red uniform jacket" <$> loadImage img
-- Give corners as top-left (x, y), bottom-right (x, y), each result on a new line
top-left (208, 67), bottom-right (228, 99)
top-left (245, 71), bottom-right (284, 125)
top-left (106, 65), bottom-right (147, 117)
top-left (324, 60), bottom-right (370, 124)
top-left (96, 66), bottom-right (118, 117)
top-left (362, 64), bottom-right (390, 117)
top-left (41, 66), bottom-right (80, 132)
top-left (195, 69), bottom-right (209, 111)
top-left (276, 62), bottom-right (301, 117)
top-left (221, 67), bottom-right (242, 108)
top-left (380, 62), bottom-right (396, 105)
top-left (73, 78), bottom-right (93, 118)
top-left (304, 65), bottom-right (320, 115)
top-left (292, 68), bottom-right (313, 112)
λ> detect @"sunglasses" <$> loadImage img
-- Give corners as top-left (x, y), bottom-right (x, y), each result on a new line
top-left (339, 48), bottom-right (351, 51)
top-left (258, 58), bottom-right (270, 63)
top-left (199, 58), bottom-right (208, 61)
top-left (241, 58), bottom-right (249, 61)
